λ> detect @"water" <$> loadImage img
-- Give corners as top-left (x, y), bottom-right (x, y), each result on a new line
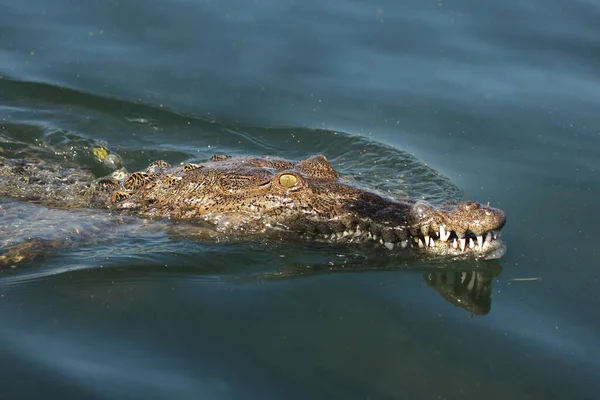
top-left (1, 0), bottom-right (599, 398)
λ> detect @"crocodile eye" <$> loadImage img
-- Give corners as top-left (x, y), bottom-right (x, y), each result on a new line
top-left (279, 174), bottom-right (298, 188)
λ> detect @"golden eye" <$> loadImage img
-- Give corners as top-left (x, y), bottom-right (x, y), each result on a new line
top-left (279, 174), bottom-right (298, 188)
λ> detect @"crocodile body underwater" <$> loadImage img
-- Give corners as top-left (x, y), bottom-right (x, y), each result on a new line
top-left (0, 153), bottom-right (506, 262)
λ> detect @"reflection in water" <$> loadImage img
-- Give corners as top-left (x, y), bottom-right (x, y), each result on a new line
top-left (425, 267), bottom-right (500, 315)
top-left (255, 259), bottom-right (502, 316)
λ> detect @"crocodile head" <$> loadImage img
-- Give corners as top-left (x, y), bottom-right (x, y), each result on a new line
top-left (104, 155), bottom-right (506, 260)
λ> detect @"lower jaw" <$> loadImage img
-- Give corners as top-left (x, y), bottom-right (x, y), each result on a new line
top-left (267, 224), bottom-right (507, 260)
top-left (479, 242), bottom-right (507, 260)
top-left (309, 234), bottom-right (506, 260)
top-left (392, 240), bottom-right (506, 260)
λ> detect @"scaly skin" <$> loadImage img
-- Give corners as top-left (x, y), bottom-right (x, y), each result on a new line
top-left (0, 154), bottom-right (506, 260)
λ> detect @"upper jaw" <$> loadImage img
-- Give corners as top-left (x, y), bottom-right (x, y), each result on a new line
top-left (405, 199), bottom-right (507, 259)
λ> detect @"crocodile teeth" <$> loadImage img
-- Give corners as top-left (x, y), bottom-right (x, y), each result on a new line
top-left (429, 238), bottom-right (435, 247)
top-left (492, 230), bottom-right (498, 239)
top-left (384, 242), bottom-right (394, 250)
top-left (477, 235), bottom-right (483, 250)
top-left (354, 228), bottom-right (362, 237)
top-left (342, 230), bottom-right (351, 237)
top-left (460, 272), bottom-right (467, 284)
top-left (459, 238), bottom-right (466, 252)
top-left (469, 238), bottom-right (475, 249)
top-left (418, 239), bottom-right (425, 248)
top-left (486, 232), bottom-right (493, 242)
top-left (453, 238), bottom-right (458, 249)
top-left (331, 233), bottom-right (337, 240)
top-left (439, 225), bottom-right (448, 241)
top-left (400, 240), bottom-right (408, 248)
top-left (424, 235), bottom-right (430, 246)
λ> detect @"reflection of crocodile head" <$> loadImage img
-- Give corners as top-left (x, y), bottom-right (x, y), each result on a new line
top-left (0, 154), bottom-right (506, 261)
top-left (245, 257), bottom-right (502, 315)
top-left (425, 268), bottom-right (498, 315)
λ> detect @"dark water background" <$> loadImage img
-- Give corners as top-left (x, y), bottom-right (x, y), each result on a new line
top-left (1, 0), bottom-right (599, 399)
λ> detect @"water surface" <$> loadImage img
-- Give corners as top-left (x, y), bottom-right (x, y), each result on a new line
top-left (1, 0), bottom-right (599, 399)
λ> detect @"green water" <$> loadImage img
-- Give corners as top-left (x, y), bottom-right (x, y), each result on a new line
top-left (1, 0), bottom-right (599, 399)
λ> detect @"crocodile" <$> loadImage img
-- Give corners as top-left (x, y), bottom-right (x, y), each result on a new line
top-left (0, 153), bottom-right (506, 264)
